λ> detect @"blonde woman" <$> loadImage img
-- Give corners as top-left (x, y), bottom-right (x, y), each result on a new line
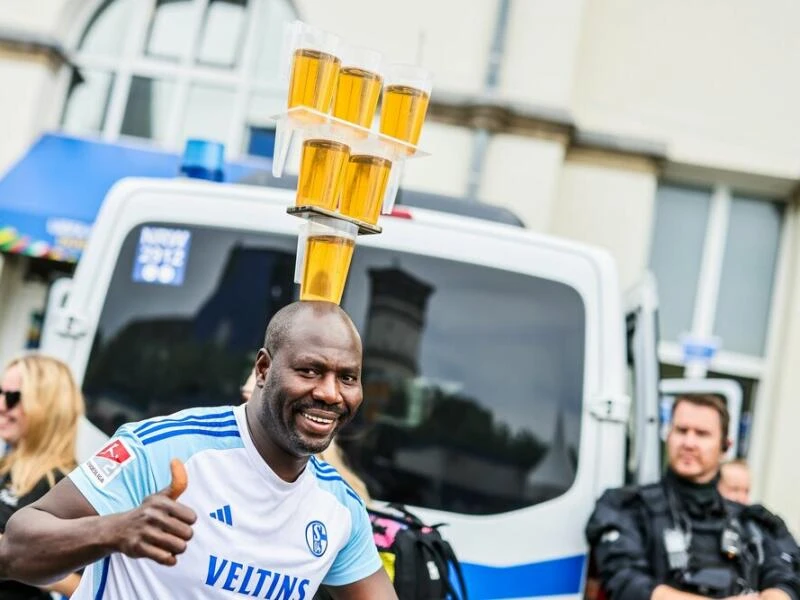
top-left (0, 354), bottom-right (84, 599)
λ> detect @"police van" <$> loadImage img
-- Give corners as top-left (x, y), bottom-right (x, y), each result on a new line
top-left (38, 174), bottom-right (744, 600)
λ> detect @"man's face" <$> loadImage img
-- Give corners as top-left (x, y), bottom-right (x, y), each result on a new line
top-left (719, 463), bottom-right (751, 504)
top-left (256, 317), bottom-right (363, 456)
top-left (667, 401), bottom-right (724, 483)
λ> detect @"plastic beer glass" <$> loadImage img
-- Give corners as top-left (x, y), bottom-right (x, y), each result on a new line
top-left (286, 22), bottom-right (341, 114)
top-left (379, 64), bottom-right (432, 147)
top-left (300, 216), bottom-right (358, 304)
top-left (333, 46), bottom-right (383, 129)
top-left (295, 136), bottom-right (350, 210)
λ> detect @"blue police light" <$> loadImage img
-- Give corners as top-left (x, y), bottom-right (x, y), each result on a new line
top-left (180, 139), bottom-right (225, 182)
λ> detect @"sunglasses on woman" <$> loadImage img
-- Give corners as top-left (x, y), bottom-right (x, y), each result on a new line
top-left (0, 389), bottom-right (21, 410)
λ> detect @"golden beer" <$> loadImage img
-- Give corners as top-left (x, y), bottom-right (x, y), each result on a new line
top-left (288, 48), bottom-right (341, 114)
top-left (296, 139), bottom-right (350, 210)
top-left (340, 155), bottom-right (392, 224)
top-left (333, 67), bottom-right (383, 128)
top-left (301, 235), bottom-right (356, 303)
top-left (379, 85), bottom-right (430, 146)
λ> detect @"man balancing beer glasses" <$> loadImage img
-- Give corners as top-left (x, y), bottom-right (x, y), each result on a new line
top-left (0, 302), bottom-right (398, 600)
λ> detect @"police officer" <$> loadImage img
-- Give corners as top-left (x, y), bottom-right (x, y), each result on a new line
top-left (586, 394), bottom-right (800, 600)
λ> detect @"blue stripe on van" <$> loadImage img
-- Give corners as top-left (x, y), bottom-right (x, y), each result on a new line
top-left (461, 553), bottom-right (585, 599)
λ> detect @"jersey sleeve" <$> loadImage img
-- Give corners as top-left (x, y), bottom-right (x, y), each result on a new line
top-left (323, 502), bottom-right (383, 587)
top-left (69, 425), bottom-right (156, 516)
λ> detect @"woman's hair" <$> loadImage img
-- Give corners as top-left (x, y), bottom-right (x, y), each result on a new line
top-left (0, 354), bottom-right (85, 496)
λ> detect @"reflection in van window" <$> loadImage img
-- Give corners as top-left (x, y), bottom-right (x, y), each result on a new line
top-left (83, 224), bottom-right (586, 515)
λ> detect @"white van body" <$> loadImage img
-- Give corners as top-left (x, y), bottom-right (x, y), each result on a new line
top-left (42, 177), bottom-right (638, 600)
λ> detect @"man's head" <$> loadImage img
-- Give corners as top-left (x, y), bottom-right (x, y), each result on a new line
top-left (667, 394), bottom-right (730, 484)
top-left (251, 301), bottom-right (363, 457)
top-left (719, 459), bottom-right (751, 504)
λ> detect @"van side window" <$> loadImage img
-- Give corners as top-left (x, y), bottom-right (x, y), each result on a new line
top-left (84, 224), bottom-right (587, 515)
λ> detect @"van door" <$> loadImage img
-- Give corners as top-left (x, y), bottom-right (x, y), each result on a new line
top-left (658, 378), bottom-right (744, 460)
top-left (39, 277), bottom-right (110, 460)
top-left (624, 273), bottom-right (661, 485)
top-left (39, 277), bottom-right (72, 360)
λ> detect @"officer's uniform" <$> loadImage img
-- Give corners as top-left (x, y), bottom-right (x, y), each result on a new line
top-left (586, 470), bottom-right (800, 600)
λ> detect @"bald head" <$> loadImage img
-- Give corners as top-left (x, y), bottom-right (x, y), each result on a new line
top-left (264, 301), bottom-right (361, 359)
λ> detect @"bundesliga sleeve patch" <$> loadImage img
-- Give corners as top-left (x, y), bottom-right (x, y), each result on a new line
top-left (81, 438), bottom-right (136, 488)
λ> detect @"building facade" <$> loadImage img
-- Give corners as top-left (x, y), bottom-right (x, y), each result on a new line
top-left (1, 0), bottom-right (799, 532)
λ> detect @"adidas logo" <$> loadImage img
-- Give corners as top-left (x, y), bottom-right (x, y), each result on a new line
top-left (209, 505), bottom-right (233, 527)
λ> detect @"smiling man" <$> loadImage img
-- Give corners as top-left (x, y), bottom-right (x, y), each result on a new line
top-left (0, 301), bottom-right (397, 600)
top-left (586, 394), bottom-right (800, 600)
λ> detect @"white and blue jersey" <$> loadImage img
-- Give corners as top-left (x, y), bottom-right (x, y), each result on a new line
top-left (69, 404), bottom-right (381, 599)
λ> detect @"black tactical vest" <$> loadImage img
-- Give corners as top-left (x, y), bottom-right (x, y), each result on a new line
top-left (637, 483), bottom-right (761, 597)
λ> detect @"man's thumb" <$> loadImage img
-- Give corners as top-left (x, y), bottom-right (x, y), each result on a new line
top-left (165, 459), bottom-right (188, 500)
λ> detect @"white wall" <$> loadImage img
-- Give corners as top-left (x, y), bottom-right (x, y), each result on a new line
top-left (499, 0), bottom-right (587, 109)
top-left (295, 0), bottom-right (497, 95)
top-left (479, 134), bottom-right (565, 231)
top-left (0, 0), bottom-right (75, 174)
top-left (0, 255), bottom-right (48, 369)
top-left (573, 0), bottom-right (800, 178)
top-left (0, 1), bottom-right (67, 33)
top-left (757, 209), bottom-right (800, 535)
top-left (0, 52), bottom-right (61, 174)
top-left (551, 157), bottom-right (657, 290)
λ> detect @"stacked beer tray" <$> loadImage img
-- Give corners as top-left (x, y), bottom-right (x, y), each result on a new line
top-left (271, 20), bottom-right (432, 305)
top-left (277, 107), bottom-right (429, 234)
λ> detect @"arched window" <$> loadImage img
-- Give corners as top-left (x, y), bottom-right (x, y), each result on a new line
top-left (61, 0), bottom-right (296, 158)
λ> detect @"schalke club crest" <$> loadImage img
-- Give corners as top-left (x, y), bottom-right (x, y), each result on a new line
top-left (305, 521), bottom-right (328, 557)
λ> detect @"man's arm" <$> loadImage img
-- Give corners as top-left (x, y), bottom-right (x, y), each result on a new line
top-left (326, 567), bottom-right (397, 600)
top-left (752, 511), bottom-right (800, 600)
top-left (0, 469), bottom-right (195, 585)
top-left (756, 544), bottom-right (800, 600)
top-left (0, 478), bottom-right (111, 584)
top-left (587, 489), bottom-right (674, 600)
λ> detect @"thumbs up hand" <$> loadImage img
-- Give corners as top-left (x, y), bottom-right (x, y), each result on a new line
top-left (108, 459), bottom-right (196, 566)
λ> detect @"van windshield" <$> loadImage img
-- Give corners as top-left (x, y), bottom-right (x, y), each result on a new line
top-left (82, 223), bottom-right (586, 515)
